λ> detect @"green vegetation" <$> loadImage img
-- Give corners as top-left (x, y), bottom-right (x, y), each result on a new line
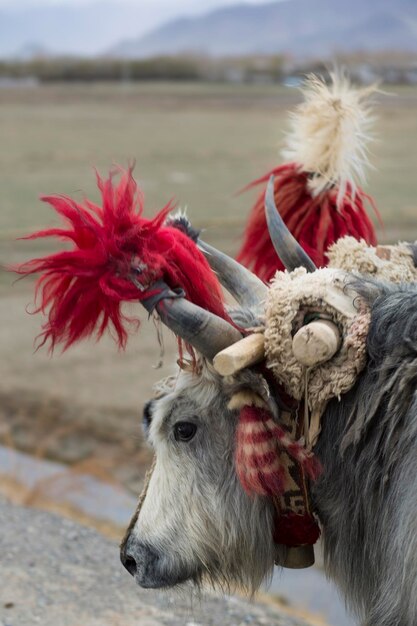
top-left (0, 56), bottom-right (286, 84)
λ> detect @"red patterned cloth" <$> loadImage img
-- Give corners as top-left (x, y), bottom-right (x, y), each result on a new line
top-left (235, 402), bottom-right (322, 548)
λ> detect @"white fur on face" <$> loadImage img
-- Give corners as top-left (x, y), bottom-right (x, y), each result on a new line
top-left (130, 367), bottom-right (276, 592)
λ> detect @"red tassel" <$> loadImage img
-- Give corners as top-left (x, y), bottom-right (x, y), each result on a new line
top-left (235, 405), bottom-right (322, 497)
top-left (274, 512), bottom-right (321, 547)
top-left (15, 167), bottom-right (230, 351)
top-left (237, 163), bottom-right (381, 282)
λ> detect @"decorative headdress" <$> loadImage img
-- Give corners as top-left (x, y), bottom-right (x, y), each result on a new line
top-left (237, 73), bottom-right (381, 281)
top-left (16, 168), bottom-right (374, 571)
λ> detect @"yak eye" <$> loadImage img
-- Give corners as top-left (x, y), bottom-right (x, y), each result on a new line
top-left (174, 421), bottom-right (197, 442)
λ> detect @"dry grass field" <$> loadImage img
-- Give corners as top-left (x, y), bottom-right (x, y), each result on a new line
top-left (1, 81), bottom-right (417, 495)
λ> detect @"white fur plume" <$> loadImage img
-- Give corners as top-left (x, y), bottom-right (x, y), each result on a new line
top-left (282, 73), bottom-right (376, 206)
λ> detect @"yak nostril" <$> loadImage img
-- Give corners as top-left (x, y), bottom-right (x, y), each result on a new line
top-left (121, 551), bottom-right (137, 577)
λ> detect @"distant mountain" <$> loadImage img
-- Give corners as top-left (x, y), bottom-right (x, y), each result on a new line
top-left (0, 2), bottom-right (179, 58)
top-left (109, 0), bottom-right (417, 59)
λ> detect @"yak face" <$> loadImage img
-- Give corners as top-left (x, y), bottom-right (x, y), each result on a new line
top-left (120, 365), bottom-right (276, 593)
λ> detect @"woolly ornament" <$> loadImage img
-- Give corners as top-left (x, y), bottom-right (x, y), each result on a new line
top-left (237, 73), bottom-right (381, 282)
top-left (264, 266), bottom-right (370, 411)
top-left (16, 167), bottom-right (230, 351)
top-left (327, 236), bottom-right (417, 283)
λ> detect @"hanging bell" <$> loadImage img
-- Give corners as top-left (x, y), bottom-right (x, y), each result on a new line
top-left (275, 544), bottom-right (315, 569)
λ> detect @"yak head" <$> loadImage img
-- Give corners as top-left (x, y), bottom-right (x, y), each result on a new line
top-left (120, 182), bottom-right (315, 593)
top-left (120, 360), bottom-right (280, 593)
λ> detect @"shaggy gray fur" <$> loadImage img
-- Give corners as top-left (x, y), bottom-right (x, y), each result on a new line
top-left (314, 279), bottom-right (417, 625)
top-left (124, 277), bottom-right (417, 626)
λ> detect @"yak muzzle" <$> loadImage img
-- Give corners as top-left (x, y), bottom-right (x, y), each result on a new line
top-left (120, 534), bottom-right (191, 589)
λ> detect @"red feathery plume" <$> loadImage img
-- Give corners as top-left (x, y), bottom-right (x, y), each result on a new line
top-left (236, 163), bottom-right (380, 282)
top-left (16, 168), bottom-right (229, 351)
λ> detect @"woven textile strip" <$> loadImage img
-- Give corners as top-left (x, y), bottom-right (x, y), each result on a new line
top-left (233, 388), bottom-right (321, 549)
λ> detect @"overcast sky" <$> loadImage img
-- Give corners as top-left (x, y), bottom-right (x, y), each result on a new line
top-left (0, 0), bottom-right (278, 55)
top-left (0, 0), bottom-right (270, 11)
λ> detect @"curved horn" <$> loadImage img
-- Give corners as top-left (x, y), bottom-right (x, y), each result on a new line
top-left (140, 281), bottom-right (242, 361)
top-left (198, 240), bottom-right (267, 308)
top-left (265, 175), bottom-right (317, 273)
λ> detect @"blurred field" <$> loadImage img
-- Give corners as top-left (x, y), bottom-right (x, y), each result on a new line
top-left (1, 81), bottom-right (417, 495)
top-left (2, 82), bottom-right (417, 244)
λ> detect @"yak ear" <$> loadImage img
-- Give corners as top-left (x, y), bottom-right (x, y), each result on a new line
top-left (226, 367), bottom-right (280, 417)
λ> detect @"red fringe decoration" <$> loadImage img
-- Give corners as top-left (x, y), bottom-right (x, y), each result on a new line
top-left (237, 163), bottom-right (381, 282)
top-left (273, 512), bottom-right (321, 547)
top-left (15, 168), bottom-right (230, 351)
top-left (235, 405), bottom-right (322, 497)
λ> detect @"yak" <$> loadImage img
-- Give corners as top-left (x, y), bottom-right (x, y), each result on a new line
top-left (120, 189), bottom-right (417, 626)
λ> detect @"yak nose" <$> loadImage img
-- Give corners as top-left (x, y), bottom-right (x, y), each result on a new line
top-left (120, 547), bottom-right (137, 577)
top-left (120, 535), bottom-right (162, 584)
top-left (121, 535), bottom-right (192, 589)
top-left (120, 534), bottom-right (140, 577)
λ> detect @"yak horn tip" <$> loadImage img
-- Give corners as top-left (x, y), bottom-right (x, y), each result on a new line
top-left (264, 173), bottom-right (317, 273)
